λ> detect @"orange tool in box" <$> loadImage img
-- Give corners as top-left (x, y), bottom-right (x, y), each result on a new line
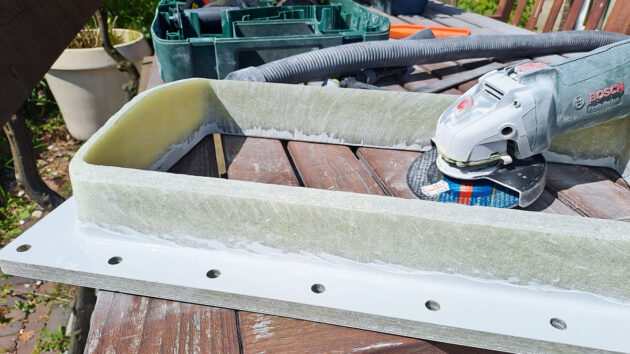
top-left (389, 24), bottom-right (471, 39)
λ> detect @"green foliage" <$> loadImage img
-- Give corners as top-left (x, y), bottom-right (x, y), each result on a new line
top-left (0, 197), bottom-right (38, 240)
top-left (13, 299), bottom-right (37, 314)
top-left (509, 0), bottom-right (536, 28)
top-left (456, 0), bottom-right (498, 16)
top-left (456, 0), bottom-right (537, 29)
top-left (35, 326), bottom-right (71, 353)
top-left (103, 0), bottom-right (161, 39)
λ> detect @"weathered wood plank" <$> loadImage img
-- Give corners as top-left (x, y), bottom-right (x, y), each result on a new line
top-left (595, 167), bottom-right (630, 190)
top-left (562, 0), bottom-right (585, 30)
top-left (421, 61), bottom-right (466, 79)
top-left (238, 311), bottom-right (494, 353)
top-left (603, 0), bottom-right (630, 34)
top-left (402, 66), bottom-right (441, 91)
top-left (222, 135), bottom-right (300, 186)
top-left (287, 142), bottom-right (385, 195)
top-left (378, 81), bottom-right (409, 91)
top-left (397, 14), bottom-right (447, 27)
top-left (523, 189), bottom-right (578, 215)
top-left (511, 0), bottom-right (529, 26)
top-left (458, 79), bottom-right (479, 92)
top-left (168, 135), bottom-right (219, 177)
top-left (545, 163), bottom-right (630, 221)
top-left (542, 0), bottom-right (565, 32)
top-left (0, 0), bottom-right (103, 123)
top-left (356, 148), bottom-right (420, 198)
top-left (370, 7), bottom-right (410, 24)
top-left (584, 0), bottom-right (609, 30)
top-left (491, 0), bottom-right (517, 22)
top-left (526, 0), bottom-right (545, 30)
top-left (86, 293), bottom-right (240, 353)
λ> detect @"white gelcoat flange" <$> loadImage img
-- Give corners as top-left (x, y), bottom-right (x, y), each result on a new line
top-left (1, 199), bottom-right (629, 353)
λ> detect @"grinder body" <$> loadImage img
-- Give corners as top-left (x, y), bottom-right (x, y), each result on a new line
top-left (435, 38), bottom-right (630, 166)
top-left (409, 39), bottom-right (630, 208)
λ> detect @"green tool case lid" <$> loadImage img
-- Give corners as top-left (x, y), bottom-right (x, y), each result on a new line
top-left (151, 0), bottom-right (390, 81)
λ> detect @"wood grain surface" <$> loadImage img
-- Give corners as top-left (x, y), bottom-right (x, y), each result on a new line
top-left (356, 148), bottom-right (420, 198)
top-left (545, 164), bottom-right (630, 220)
top-left (287, 142), bottom-right (384, 195)
top-left (87, 292), bottom-right (240, 353)
top-left (603, 0), bottom-right (630, 34)
top-left (222, 135), bottom-right (300, 186)
top-left (584, 0), bottom-right (609, 30)
top-left (238, 312), bottom-right (495, 354)
top-left (168, 136), bottom-right (219, 177)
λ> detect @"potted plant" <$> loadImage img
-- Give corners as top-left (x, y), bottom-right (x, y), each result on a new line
top-left (45, 15), bottom-right (151, 140)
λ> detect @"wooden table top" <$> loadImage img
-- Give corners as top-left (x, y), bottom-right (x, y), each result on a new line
top-left (86, 2), bottom-right (630, 352)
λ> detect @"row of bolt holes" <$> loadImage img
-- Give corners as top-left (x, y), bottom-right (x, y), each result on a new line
top-left (17, 244), bottom-right (568, 331)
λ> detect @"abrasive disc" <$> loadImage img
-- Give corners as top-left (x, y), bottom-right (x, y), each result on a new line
top-left (406, 148), bottom-right (520, 208)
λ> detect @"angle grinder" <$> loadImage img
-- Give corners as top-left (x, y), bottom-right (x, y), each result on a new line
top-left (408, 38), bottom-right (630, 208)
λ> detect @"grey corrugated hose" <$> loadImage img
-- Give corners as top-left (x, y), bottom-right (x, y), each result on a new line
top-left (225, 31), bottom-right (628, 84)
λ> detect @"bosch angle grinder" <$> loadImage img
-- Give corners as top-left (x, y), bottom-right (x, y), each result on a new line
top-left (407, 38), bottom-right (630, 208)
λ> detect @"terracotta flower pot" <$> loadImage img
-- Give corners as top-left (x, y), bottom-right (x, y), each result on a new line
top-left (45, 29), bottom-right (152, 140)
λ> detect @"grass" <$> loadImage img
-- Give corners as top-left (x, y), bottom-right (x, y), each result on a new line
top-left (34, 326), bottom-right (70, 353)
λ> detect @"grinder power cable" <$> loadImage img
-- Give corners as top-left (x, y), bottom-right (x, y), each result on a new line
top-left (407, 38), bottom-right (630, 208)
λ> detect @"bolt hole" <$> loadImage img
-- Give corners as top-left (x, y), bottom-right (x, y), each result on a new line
top-left (311, 283), bottom-right (326, 294)
top-left (107, 256), bottom-right (122, 265)
top-left (550, 318), bottom-right (567, 330)
top-left (425, 300), bottom-right (440, 311)
top-left (501, 126), bottom-right (514, 136)
top-left (206, 269), bottom-right (221, 279)
top-left (16, 245), bottom-right (31, 252)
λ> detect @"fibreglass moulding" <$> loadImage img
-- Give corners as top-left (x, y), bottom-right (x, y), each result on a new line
top-left (2, 79), bottom-right (630, 353)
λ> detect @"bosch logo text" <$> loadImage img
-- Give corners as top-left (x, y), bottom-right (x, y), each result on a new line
top-left (589, 82), bottom-right (624, 103)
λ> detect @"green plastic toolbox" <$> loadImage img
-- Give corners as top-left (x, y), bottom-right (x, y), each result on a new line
top-left (151, 0), bottom-right (390, 81)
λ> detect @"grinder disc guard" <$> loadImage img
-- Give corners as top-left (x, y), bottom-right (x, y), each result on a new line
top-left (407, 148), bottom-right (547, 208)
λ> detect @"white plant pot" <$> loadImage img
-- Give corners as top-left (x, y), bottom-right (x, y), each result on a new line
top-left (45, 29), bottom-right (152, 140)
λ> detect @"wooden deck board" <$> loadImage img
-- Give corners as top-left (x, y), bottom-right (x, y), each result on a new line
top-left (545, 164), bottom-right (630, 221)
top-left (238, 311), bottom-right (494, 353)
top-left (356, 148), bottom-right (420, 198)
top-left (287, 142), bottom-right (385, 195)
top-left (222, 135), bottom-right (300, 186)
top-left (402, 66), bottom-right (441, 91)
top-left (87, 292), bottom-right (240, 353)
top-left (168, 135), bottom-right (219, 177)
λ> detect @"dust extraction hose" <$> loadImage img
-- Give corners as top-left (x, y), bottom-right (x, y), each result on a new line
top-left (225, 31), bottom-right (628, 83)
